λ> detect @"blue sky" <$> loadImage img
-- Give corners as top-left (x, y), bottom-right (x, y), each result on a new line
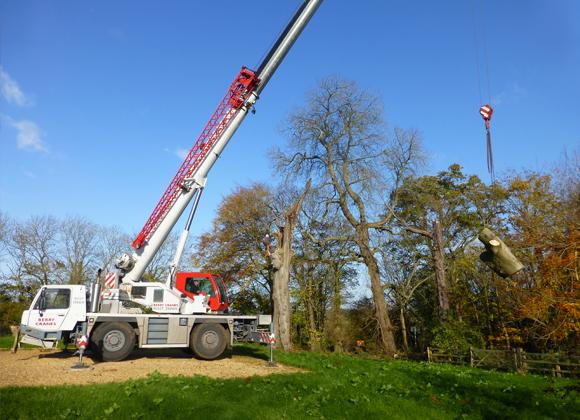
top-left (1, 0), bottom-right (579, 243)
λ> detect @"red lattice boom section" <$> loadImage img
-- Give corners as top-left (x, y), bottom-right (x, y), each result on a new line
top-left (132, 67), bottom-right (258, 249)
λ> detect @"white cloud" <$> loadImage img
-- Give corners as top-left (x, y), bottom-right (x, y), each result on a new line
top-left (493, 83), bottom-right (527, 105)
top-left (12, 120), bottom-right (47, 152)
top-left (163, 147), bottom-right (190, 160)
top-left (0, 67), bottom-right (33, 107)
top-left (175, 148), bottom-right (189, 160)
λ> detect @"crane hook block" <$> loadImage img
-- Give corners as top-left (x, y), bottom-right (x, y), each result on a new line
top-left (479, 104), bottom-right (493, 129)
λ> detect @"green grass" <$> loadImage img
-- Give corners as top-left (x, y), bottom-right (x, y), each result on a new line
top-left (1, 345), bottom-right (578, 419)
top-left (0, 335), bottom-right (16, 349)
top-left (0, 335), bottom-right (65, 350)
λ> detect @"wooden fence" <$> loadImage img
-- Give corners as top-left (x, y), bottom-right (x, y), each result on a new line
top-left (427, 347), bottom-right (580, 378)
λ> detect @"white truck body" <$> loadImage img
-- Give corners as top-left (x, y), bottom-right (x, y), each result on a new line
top-left (19, 285), bottom-right (271, 360)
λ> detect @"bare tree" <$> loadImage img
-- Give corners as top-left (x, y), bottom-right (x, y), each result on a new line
top-left (144, 232), bottom-right (181, 282)
top-left (293, 192), bottom-right (357, 352)
top-left (0, 211), bottom-right (9, 260)
top-left (382, 249), bottom-right (430, 354)
top-left (274, 77), bottom-right (424, 355)
top-left (94, 225), bottom-right (132, 273)
top-left (4, 216), bottom-right (61, 301)
top-left (59, 216), bottom-right (98, 284)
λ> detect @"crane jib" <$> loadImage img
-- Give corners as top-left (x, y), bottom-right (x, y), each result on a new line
top-left (131, 0), bottom-right (322, 252)
top-left (132, 68), bottom-right (259, 249)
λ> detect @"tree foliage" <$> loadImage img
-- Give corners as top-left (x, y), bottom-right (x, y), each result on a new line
top-left (194, 183), bottom-right (274, 313)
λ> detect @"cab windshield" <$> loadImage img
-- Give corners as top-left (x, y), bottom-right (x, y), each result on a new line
top-left (34, 288), bottom-right (70, 310)
top-left (184, 277), bottom-right (215, 297)
top-left (214, 275), bottom-right (229, 304)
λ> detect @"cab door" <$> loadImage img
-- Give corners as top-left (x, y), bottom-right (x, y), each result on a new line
top-left (26, 286), bottom-right (73, 332)
top-left (175, 272), bottom-right (228, 312)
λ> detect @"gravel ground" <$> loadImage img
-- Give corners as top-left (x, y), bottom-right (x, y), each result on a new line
top-left (0, 349), bottom-right (302, 388)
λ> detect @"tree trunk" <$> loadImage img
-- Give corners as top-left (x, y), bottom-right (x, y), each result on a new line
top-left (400, 306), bottom-right (409, 355)
top-left (432, 220), bottom-right (450, 322)
top-left (306, 280), bottom-right (320, 352)
top-left (271, 228), bottom-right (293, 351)
top-left (358, 234), bottom-right (396, 355)
top-left (331, 268), bottom-right (344, 352)
top-left (270, 181), bottom-right (311, 351)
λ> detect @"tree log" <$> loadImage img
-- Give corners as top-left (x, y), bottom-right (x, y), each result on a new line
top-left (478, 228), bottom-right (524, 278)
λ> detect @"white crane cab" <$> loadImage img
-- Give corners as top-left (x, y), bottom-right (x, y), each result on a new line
top-left (19, 285), bottom-right (88, 348)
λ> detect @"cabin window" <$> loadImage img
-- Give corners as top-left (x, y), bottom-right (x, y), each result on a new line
top-left (184, 277), bottom-right (215, 297)
top-left (131, 286), bottom-right (146, 299)
top-left (34, 289), bottom-right (70, 310)
top-left (153, 289), bottom-right (164, 303)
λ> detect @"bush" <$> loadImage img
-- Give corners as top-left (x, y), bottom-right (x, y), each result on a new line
top-left (0, 300), bottom-right (26, 334)
top-left (432, 320), bottom-right (484, 354)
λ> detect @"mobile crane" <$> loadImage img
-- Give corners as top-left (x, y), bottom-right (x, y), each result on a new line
top-left (17, 0), bottom-right (323, 362)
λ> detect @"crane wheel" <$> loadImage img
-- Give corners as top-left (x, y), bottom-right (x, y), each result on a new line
top-left (189, 323), bottom-right (228, 360)
top-left (89, 322), bottom-right (136, 362)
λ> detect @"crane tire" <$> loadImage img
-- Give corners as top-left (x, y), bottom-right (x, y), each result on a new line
top-left (189, 323), bottom-right (228, 360)
top-left (90, 322), bottom-right (136, 362)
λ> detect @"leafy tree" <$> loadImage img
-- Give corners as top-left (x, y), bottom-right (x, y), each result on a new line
top-left (194, 184), bottom-right (274, 313)
top-left (393, 164), bottom-right (504, 322)
top-left (382, 246), bottom-right (430, 354)
top-left (501, 172), bottom-right (579, 351)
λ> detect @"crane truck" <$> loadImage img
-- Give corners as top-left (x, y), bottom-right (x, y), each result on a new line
top-left (16, 0), bottom-right (323, 362)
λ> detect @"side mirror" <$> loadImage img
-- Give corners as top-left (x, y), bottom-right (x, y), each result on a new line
top-left (38, 288), bottom-right (47, 314)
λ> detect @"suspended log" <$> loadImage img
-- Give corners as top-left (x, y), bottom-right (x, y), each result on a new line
top-left (478, 228), bottom-right (524, 278)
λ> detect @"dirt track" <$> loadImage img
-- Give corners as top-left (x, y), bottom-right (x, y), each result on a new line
top-left (0, 348), bottom-right (302, 388)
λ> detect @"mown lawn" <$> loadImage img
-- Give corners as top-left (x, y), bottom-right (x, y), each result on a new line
top-left (1, 344), bottom-right (578, 419)
top-left (0, 335), bottom-right (18, 349)
top-left (0, 334), bottom-right (64, 350)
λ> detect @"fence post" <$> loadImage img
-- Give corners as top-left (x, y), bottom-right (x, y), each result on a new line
top-left (470, 347), bottom-right (474, 367)
top-left (520, 348), bottom-right (528, 374)
top-left (427, 347), bottom-right (432, 363)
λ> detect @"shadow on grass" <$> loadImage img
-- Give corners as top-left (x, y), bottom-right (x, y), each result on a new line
top-left (35, 344), bottom-right (270, 364)
top-left (400, 362), bottom-right (579, 419)
top-left (40, 346), bottom-right (269, 364)
top-left (232, 344), bottom-right (270, 361)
